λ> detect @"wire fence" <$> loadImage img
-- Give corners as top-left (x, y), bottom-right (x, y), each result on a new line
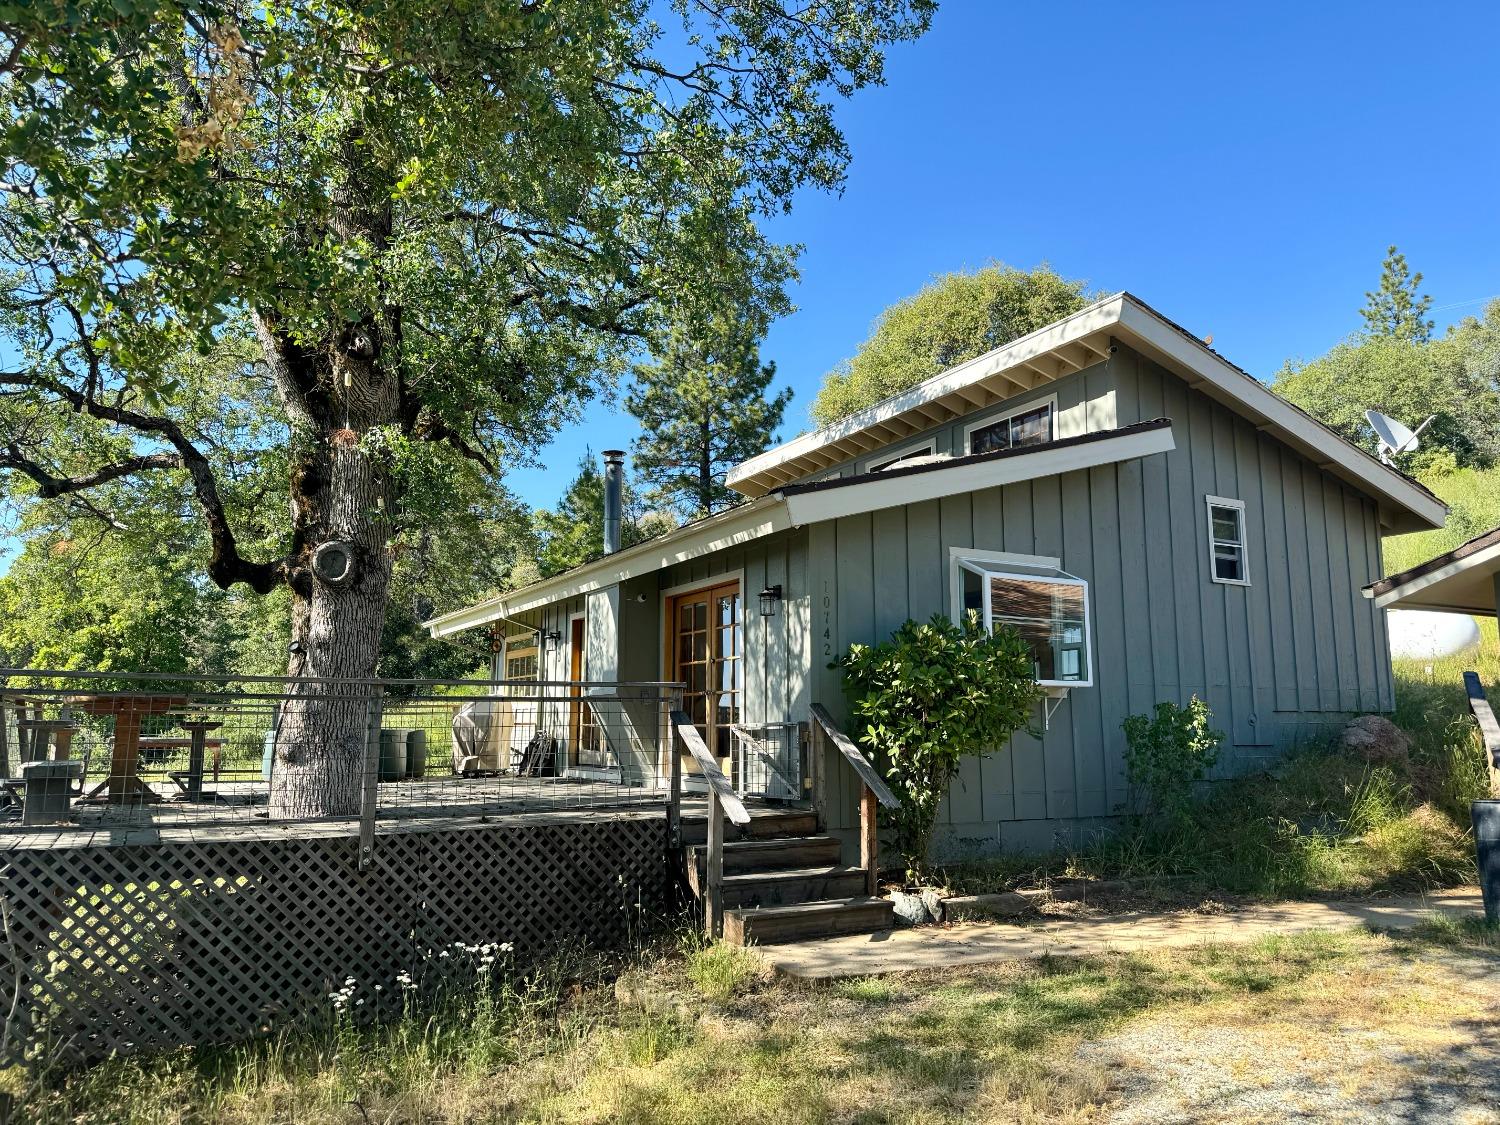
top-left (0, 669), bottom-right (696, 842)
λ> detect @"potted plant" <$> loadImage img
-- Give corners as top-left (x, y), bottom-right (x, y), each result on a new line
top-left (840, 612), bottom-right (1041, 911)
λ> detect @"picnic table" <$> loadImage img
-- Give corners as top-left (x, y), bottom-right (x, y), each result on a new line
top-left (73, 694), bottom-right (188, 805)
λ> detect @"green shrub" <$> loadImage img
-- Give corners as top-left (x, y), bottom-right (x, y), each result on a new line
top-left (1121, 696), bottom-right (1224, 820)
top-left (840, 613), bottom-right (1041, 880)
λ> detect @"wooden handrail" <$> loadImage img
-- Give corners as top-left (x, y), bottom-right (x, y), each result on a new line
top-left (810, 704), bottom-right (898, 808)
top-left (671, 711), bottom-right (750, 825)
top-left (810, 704), bottom-right (898, 897)
top-left (669, 710), bottom-right (748, 939)
top-left (1464, 671), bottom-right (1500, 798)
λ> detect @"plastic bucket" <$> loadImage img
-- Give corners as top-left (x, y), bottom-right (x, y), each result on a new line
top-left (405, 729), bottom-right (427, 779)
top-left (379, 728), bottom-right (409, 783)
top-left (1474, 800), bottom-right (1500, 925)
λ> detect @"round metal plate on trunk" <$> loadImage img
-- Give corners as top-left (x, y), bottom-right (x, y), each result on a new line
top-left (312, 541), bottom-right (357, 586)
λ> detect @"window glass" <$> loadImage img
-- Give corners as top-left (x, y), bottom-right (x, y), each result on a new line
top-left (968, 402), bottom-right (1054, 455)
top-left (1208, 501), bottom-right (1248, 584)
top-left (505, 646), bottom-right (538, 681)
top-left (962, 567), bottom-right (984, 615)
top-left (1010, 405), bottom-right (1052, 447)
top-left (870, 444), bottom-right (933, 472)
top-left (989, 576), bottom-right (1089, 683)
top-left (969, 419), bottom-right (1011, 456)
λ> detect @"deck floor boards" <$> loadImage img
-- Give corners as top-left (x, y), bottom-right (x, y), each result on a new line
top-left (0, 776), bottom-right (804, 851)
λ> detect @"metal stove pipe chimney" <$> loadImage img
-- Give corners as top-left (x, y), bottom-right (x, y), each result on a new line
top-left (601, 449), bottom-right (625, 555)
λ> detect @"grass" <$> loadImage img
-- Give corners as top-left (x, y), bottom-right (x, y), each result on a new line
top-left (681, 933), bottom-right (767, 1004)
top-left (11, 920), bottom-right (1496, 1124)
top-left (940, 648), bottom-right (1495, 901)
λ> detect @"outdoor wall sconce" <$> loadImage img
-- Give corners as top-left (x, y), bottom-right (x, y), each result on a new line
top-left (758, 584), bottom-right (783, 618)
top-left (537, 629), bottom-right (561, 648)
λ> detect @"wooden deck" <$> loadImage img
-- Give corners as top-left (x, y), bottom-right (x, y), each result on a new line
top-left (0, 775), bottom-right (806, 852)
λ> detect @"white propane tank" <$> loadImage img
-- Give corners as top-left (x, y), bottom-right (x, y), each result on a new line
top-left (1386, 609), bottom-right (1482, 660)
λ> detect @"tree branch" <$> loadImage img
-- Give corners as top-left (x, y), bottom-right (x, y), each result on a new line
top-left (0, 446), bottom-right (181, 498)
top-left (0, 364), bottom-right (290, 594)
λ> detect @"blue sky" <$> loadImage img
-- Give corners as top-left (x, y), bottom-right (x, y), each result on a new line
top-left (505, 0), bottom-right (1500, 511)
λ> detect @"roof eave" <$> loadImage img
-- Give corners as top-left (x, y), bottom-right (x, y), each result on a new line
top-left (424, 496), bottom-right (791, 638)
top-left (726, 293), bottom-right (1128, 497)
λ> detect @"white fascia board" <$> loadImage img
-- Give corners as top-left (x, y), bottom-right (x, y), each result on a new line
top-left (780, 424), bottom-right (1174, 526)
top-left (424, 498), bottom-right (791, 637)
top-left (1366, 540), bottom-right (1500, 610)
top-left (1113, 300), bottom-right (1446, 533)
top-left (727, 294), bottom-right (1128, 496)
top-left (425, 596), bottom-right (510, 639)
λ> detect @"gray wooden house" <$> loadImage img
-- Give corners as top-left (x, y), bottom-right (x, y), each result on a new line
top-left (428, 292), bottom-right (1446, 858)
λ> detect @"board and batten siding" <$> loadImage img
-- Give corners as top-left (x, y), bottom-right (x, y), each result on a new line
top-left (789, 361), bottom-right (1120, 484)
top-left (809, 344), bottom-right (1394, 857)
top-left (640, 528), bottom-right (813, 730)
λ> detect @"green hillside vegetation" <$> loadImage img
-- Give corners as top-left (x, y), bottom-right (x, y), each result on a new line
top-left (1383, 464), bottom-right (1500, 576)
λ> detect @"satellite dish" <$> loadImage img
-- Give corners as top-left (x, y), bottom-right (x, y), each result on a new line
top-left (1364, 409), bottom-right (1434, 465)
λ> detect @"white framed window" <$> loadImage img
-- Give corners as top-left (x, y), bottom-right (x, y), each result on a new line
top-left (955, 555), bottom-right (1093, 688)
top-left (1205, 495), bottom-right (1249, 585)
top-left (867, 439), bottom-right (934, 473)
top-left (963, 394), bottom-right (1057, 456)
top-left (504, 635), bottom-right (539, 681)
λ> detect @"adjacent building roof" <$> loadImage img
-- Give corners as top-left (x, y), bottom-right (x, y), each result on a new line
top-left (424, 420), bottom-right (1174, 637)
top-left (1364, 525), bottom-right (1500, 615)
top-left (726, 292), bottom-right (1446, 535)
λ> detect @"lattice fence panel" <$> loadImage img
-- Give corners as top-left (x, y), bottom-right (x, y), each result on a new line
top-left (0, 816), bottom-right (669, 1063)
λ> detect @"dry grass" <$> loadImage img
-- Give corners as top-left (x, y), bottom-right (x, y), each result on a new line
top-left (14, 921), bottom-right (1497, 1125)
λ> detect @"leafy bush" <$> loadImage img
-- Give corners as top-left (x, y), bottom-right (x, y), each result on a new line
top-left (1121, 696), bottom-right (1224, 820)
top-left (840, 613), bottom-right (1041, 879)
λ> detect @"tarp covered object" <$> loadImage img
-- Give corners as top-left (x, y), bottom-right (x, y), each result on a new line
top-left (451, 700), bottom-right (507, 774)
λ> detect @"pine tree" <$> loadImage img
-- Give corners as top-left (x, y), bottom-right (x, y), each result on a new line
top-left (1360, 245), bottom-right (1435, 342)
top-left (532, 452), bottom-right (665, 577)
top-left (628, 318), bottom-right (792, 519)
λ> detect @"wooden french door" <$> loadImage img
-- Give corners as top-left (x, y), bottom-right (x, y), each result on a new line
top-left (667, 580), bottom-right (742, 772)
top-left (568, 616), bottom-right (606, 768)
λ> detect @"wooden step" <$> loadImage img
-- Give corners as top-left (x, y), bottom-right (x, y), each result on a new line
top-left (678, 808), bottom-right (818, 846)
top-left (716, 865), bottom-right (868, 909)
top-left (686, 835), bottom-right (843, 885)
top-left (723, 896), bottom-right (894, 946)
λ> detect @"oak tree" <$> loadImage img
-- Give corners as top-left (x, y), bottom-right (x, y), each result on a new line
top-left (811, 263), bottom-right (1091, 425)
top-left (0, 0), bottom-right (934, 814)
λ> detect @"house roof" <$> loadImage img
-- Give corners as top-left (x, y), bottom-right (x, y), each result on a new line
top-left (1363, 524), bottom-right (1500, 614)
top-left (726, 292), bottom-right (1445, 535)
top-left (424, 419), bottom-right (1174, 638)
top-left (776, 418), bottom-right (1174, 525)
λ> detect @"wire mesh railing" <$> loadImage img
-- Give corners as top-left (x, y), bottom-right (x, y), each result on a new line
top-left (0, 669), bottom-right (686, 840)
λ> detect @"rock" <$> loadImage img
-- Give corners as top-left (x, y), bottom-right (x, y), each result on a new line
top-left (920, 889), bottom-right (945, 924)
top-left (1339, 715), bottom-right (1411, 766)
top-left (941, 892), bottom-right (1033, 922)
top-left (889, 889), bottom-right (933, 926)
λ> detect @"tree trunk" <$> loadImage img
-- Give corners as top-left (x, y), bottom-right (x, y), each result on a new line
top-left (260, 306), bottom-right (400, 820)
top-left (263, 135), bottom-right (404, 820)
top-left (269, 428), bottom-right (395, 819)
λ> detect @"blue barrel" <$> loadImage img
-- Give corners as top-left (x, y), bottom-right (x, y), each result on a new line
top-left (1474, 800), bottom-right (1500, 925)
